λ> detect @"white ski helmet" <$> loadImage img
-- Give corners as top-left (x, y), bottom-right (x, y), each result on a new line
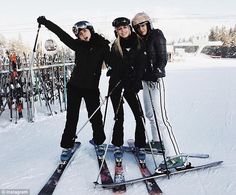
top-left (132, 12), bottom-right (153, 29)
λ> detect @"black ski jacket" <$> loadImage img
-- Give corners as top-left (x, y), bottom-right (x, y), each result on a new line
top-left (142, 29), bottom-right (167, 81)
top-left (42, 19), bottom-right (110, 89)
top-left (109, 32), bottom-right (147, 92)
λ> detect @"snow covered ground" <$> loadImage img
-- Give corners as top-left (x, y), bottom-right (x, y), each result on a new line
top-left (0, 55), bottom-right (236, 195)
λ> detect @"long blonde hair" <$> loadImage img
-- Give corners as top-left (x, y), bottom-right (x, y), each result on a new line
top-left (113, 36), bottom-right (124, 57)
top-left (113, 31), bottom-right (143, 58)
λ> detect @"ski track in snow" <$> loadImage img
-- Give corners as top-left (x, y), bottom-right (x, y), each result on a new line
top-left (0, 56), bottom-right (236, 195)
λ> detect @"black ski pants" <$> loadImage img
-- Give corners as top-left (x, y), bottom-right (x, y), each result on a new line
top-left (60, 85), bottom-right (106, 148)
top-left (110, 85), bottom-right (146, 148)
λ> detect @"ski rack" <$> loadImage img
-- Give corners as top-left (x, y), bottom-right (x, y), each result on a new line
top-left (0, 63), bottom-right (75, 122)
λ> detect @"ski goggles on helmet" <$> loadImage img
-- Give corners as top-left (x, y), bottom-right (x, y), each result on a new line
top-left (72, 21), bottom-right (93, 35)
top-left (133, 21), bottom-right (149, 30)
top-left (112, 17), bottom-right (130, 28)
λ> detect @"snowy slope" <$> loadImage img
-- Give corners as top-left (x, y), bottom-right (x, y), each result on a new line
top-left (0, 55), bottom-right (236, 195)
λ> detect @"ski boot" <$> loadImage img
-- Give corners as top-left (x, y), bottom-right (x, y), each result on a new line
top-left (114, 146), bottom-right (123, 166)
top-left (95, 144), bottom-right (105, 159)
top-left (155, 155), bottom-right (191, 174)
top-left (137, 148), bottom-right (146, 167)
top-left (60, 148), bottom-right (72, 162)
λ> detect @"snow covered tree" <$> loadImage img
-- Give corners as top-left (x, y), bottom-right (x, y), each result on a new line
top-left (0, 34), bottom-right (6, 56)
top-left (209, 28), bottom-right (217, 41)
top-left (207, 25), bottom-right (236, 58)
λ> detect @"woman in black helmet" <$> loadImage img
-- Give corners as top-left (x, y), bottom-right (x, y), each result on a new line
top-left (37, 16), bottom-right (110, 161)
top-left (108, 17), bottom-right (147, 161)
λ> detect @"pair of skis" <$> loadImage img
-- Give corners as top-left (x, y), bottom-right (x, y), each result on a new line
top-left (90, 139), bottom-right (126, 194)
top-left (94, 152), bottom-right (126, 194)
top-left (94, 140), bottom-right (162, 194)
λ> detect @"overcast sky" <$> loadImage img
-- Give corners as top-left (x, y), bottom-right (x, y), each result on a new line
top-left (0, 0), bottom-right (236, 47)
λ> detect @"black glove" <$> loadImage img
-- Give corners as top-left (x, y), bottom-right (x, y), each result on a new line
top-left (123, 78), bottom-right (141, 93)
top-left (149, 68), bottom-right (165, 81)
top-left (131, 81), bottom-right (142, 93)
top-left (37, 16), bottom-right (47, 25)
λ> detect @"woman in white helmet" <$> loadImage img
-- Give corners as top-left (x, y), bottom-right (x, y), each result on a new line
top-left (132, 12), bottom-right (178, 157)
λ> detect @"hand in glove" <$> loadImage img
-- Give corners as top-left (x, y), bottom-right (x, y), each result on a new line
top-left (106, 66), bottom-right (112, 77)
top-left (147, 81), bottom-right (159, 89)
top-left (150, 68), bottom-right (165, 81)
top-left (155, 68), bottom-right (165, 77)
top-left (37, 16), bottom-right (47, 25)
top-left (124, 78), bottom-right (142, 93)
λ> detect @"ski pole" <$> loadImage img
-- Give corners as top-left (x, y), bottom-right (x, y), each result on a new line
top-left (95, 87), bottom-right (124, 184)
top-left (28, 23), bottom-right (42, 122)
top-left (62, 51), bottom-right (67, 111)
top-left (147, 86), bottom-right (170, 177)
top-left (33, 24), bottom-right (41, 52)
top-left (56, 67), bottom-right (63, 112)
top-left (102, 86), bottom-right (110, 125)
top-left (135, 93), bottom-right (159, 169)
top-left (76, 80), bottom-right (121, 137)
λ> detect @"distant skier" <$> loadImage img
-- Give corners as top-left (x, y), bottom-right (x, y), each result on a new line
top-left (132, 12), bottom-right (179, 157)
top-left (107, 17), bottom-right (147, 162)
top-left (37, 16), bottom-right (110, 161)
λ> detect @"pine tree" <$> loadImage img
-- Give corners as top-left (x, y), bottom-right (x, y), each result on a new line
top-left (209, 28), bottom-right (216, 41)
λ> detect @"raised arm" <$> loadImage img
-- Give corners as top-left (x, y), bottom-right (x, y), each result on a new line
top-left (37, 16), bottom-right (78, 51)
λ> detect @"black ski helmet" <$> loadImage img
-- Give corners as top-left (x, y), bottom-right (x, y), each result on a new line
top-left (112, 17), bottom-right (130, 28)
top-left (72, 21), bottom-right (94, 36)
